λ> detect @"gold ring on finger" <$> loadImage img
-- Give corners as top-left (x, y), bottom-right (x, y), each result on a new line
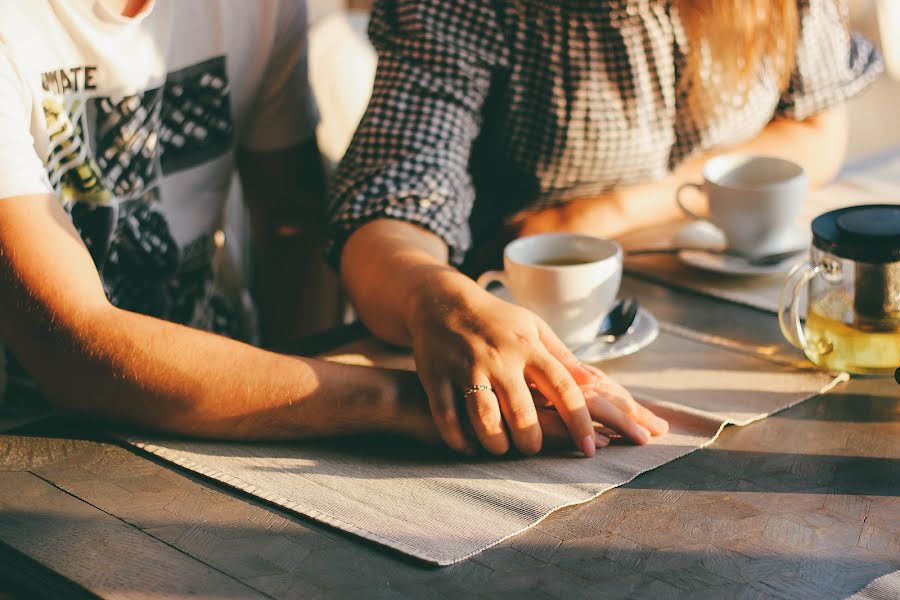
top-left (462, 384), bottom-right (494, 399)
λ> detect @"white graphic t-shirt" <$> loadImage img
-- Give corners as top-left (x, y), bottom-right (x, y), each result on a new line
top-left (0, 0), bottom-right (318, 405)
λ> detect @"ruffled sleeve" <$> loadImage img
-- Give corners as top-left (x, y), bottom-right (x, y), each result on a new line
top-left (777, 0), bottom-right (883, 120)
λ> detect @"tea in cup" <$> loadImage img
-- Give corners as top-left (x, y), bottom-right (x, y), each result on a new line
top-left (476, 233), bottom-right (622, 346)
top-left (677, 155), bottom-right (808, 256)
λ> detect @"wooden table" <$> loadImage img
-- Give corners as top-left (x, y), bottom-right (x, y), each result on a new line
top-left (1, 275), bottom-right (898, 599)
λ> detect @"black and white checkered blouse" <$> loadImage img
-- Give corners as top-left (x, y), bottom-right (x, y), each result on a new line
top-left (329, 0), bottom-right (882, 267)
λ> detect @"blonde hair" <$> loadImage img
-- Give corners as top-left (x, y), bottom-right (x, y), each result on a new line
top-left (675, 0), bottom-right (799, 109)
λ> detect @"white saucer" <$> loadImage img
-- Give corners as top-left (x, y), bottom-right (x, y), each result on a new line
top-left (571, 306), bottom-right (659, 363)
top-left (677, 225), bottom-right (810, 276)
top-left (489, 286), bottom-right (659, 363)
top-left (677, 249), bottom-right (806, 276)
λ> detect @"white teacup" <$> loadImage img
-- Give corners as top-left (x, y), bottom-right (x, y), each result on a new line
top-left (676, 155), bottom-right (807, 256)
top-left (476, 233), bottom-right (623, 346)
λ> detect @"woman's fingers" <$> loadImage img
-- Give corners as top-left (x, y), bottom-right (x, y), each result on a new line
top-left (582, 378), bottom-right (669, 437)
top-left (493, 373), bottom-right (543, 455)
top-left (632, 402), bottom-right (669, 436)
top-left (419, 375), bottom-right (477, 455)
top-left (536, 320), bottom-right (589, 380)
top-left (534, 321), bottom-right (643, 450)
top-left (583, 388), bottom-right (652, 445)
top-left (526, 352), bottom-right (596, 457)
top-left (579, 362), bottom-right (669, 437)
top-left (537, 409), bottom-right (610, 449)
top-left (463, 381), bottom-right (510, 455)
top-left (535, 407), bottom-right (568, 443)
top-left (527, 355), bottom-right (669, 446)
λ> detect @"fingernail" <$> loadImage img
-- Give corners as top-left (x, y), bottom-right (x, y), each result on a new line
top-left (580, 435), bottom-right (596, 457)
top-left (635, 425), bottom-right (651, 444)
top-left (595, 433), bottom-right (610, 448)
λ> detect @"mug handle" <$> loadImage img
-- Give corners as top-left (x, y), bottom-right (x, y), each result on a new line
top-left (476, 270), bottom-right (508, 290)
top-left (675, 182), bottom-right (705, 221)
top-left (778, 261), bottom-right (820, 351)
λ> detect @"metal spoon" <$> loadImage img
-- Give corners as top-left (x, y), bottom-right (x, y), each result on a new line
top-left (572, 297), bottom-right (639, 355)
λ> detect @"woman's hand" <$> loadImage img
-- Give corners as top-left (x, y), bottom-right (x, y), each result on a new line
top-left (339, 219), bottom-right (668, 457)
top-left (407, 273), bottom-right (596, 456)
top-left (385, 361), bottom-right (669, 452)
top-left (406, 271), bottom-right (668, 456)
top-left (546, 362), bottom-right (670, 443)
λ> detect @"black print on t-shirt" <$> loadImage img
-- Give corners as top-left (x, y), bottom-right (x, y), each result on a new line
top-left (90, 88), bottom-right (164, 200)
top-left (41, 65), bottom-right (99, 94)
top-left (39, 55), bottom-right (239, 338)
top-left (159, 56), bottom-right (233, 174)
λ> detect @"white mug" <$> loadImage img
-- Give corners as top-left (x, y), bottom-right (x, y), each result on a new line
top-left (476, 233), bottom-right (623, 346)
top-left (676, 155), bottom-right (807, 256)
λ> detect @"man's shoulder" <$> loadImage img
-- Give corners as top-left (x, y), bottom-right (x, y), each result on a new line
top-left (0, 1), bottom-right (47, 35)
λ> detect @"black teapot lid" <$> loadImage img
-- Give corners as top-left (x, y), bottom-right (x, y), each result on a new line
top-left (812, 204), bottom-right (900, 263)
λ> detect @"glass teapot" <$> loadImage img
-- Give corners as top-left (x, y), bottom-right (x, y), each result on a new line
top-left (779, 204), bottom-right (900, 375)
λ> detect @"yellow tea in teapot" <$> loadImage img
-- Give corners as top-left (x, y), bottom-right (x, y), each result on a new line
top-left (780, 205), bottom-right (900, 374)
top-left (803, 309), bottom-right (900, 374)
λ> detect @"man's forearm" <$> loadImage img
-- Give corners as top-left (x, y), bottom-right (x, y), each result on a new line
top-left (21, 303), bottom-right (421, 440)
top-left (0, 193), bottom-right (427, 442)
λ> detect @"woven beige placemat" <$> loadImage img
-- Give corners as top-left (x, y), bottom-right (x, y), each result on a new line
top-left (125, 329), bottom-right (845, 565)
top-left (847, 569), bottom-right (900, 600)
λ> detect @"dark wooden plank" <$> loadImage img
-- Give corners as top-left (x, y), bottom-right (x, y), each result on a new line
top-left (0, 428), bottom-right (93, 472)
top-left (0, 541), bottom-right (97, 600)
top-left (0, 472), bottom-right (268, 599)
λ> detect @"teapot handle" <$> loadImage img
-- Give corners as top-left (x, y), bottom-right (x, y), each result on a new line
top-left (778, 262), bottom-right (820, 351)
